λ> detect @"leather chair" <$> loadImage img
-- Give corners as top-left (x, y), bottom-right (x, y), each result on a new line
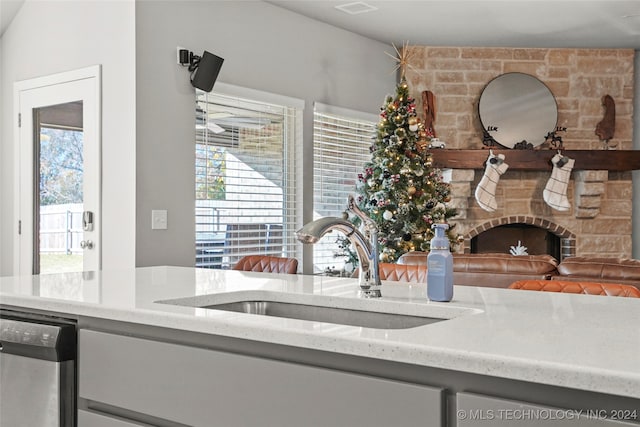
top-left (352, 263), bottom-right (427, 283)
top-left (232, 255), bottom-right (298, 274)
top-left (508, 279), bottom-right (640, 298)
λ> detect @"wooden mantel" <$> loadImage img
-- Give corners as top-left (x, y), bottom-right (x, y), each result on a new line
top-left (428, 149), bottom-right (640, 171)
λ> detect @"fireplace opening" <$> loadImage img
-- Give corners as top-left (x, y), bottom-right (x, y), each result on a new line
top-left (470, 223), bottom-right (561, 260)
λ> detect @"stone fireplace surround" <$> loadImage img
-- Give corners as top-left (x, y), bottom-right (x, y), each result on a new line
top-left (405, 46), bottom-right (635, 259)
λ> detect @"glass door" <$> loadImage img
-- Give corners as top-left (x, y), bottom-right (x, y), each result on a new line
top-left (15, 66), bottom-right (101, 275)
top-left (34, 102), bottom-right (85, 274)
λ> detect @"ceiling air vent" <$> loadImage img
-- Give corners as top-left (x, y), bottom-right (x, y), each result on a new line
top-left (335, 2), bottom-right (377, 15)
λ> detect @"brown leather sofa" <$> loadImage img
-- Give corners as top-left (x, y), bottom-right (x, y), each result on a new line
top-left (397, 252), bottom-right (558, 288)
top-left (354, 252), bottom-right (640, 291)
top-left (552, 257), bottom-right (640, 290)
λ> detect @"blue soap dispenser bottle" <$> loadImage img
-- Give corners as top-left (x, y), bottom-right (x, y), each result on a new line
top-left (427, 223), bottom-right (453, 302)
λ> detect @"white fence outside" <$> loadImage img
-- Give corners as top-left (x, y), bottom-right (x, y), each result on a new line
top-left (40, 204), bottom-right (84, 254)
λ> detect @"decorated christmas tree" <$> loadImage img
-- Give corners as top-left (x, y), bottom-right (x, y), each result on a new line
top-left (347, 76), bottom-right (458, 264)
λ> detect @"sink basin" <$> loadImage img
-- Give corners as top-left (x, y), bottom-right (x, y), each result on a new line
top-left (203, 300), bottom-right (443, 329)
top-left (157, 290), bottom-right (481, 330)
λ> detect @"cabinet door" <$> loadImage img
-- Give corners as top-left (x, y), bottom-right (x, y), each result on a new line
top-left (79, 330), bottom-right (443, 427)
top-left (78, 409), bottom-right (151, 427)
top-left (457, 392), bottom-right (637, 427)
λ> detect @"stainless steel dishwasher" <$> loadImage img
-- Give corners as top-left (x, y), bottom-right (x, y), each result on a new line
top-left (0, 309), bottom-right (77, 427)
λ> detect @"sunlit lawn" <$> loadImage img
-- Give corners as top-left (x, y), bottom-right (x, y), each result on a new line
top-left (40, 253), bottom-right (83, 274)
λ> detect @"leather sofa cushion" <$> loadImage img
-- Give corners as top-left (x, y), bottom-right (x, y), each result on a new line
top-left (452, 253), bottom-right (558, 274)
top-left (556, 256), bottom-right (640, 282)
top-left (509, 279), bottom-right (640, 297)
top-left (398, 251), bottom-right (558, 275)
top-left (396, 251), bottom-right (428, 265)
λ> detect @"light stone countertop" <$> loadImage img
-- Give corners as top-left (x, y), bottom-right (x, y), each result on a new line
top-left (1, 266), bottom-right (639, 398)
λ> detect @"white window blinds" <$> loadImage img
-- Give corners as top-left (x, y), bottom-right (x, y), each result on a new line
top-left (312, 103), bottom-right (377, 274)
top-left (195, 86), bottom-right (302, 270)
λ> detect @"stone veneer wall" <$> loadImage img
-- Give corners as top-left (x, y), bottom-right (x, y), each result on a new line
top-left (405, 46), bottom-right (635, 258)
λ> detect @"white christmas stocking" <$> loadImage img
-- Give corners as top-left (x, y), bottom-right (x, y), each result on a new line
top-left (475, 150), bottom-right (509, 212)
top-left (543, 153), bottom-right (575, 211)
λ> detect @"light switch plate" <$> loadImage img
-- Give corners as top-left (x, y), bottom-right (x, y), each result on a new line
top-left (152, 210), bottom-right (168, 230)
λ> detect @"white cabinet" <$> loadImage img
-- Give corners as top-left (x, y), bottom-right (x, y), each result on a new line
top-left (457, 392), bottom-right (637, 427)
top-left (78, 409), bottom-right (151, 426)
top-left (79, 330), bottom-right (444, 427)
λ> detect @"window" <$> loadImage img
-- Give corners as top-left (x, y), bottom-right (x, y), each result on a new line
top-left (312, 103), bottom-right (377, 274)
top-left (195, 85), bottom-right (303, 270)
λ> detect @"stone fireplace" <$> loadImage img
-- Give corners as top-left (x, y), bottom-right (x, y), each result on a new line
top-left (405, 46), bottom-right (635, 260)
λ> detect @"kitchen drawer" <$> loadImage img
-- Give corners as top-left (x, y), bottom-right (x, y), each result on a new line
top-left (79, 330), bottom-right (443, 427)
top-left (457, 392), bottom-right (637, 427)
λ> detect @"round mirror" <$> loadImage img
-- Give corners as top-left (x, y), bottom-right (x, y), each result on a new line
top-left (478, 72), bottom-right (557, 149)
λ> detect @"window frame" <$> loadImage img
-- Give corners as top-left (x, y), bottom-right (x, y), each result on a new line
top-left (195, 83), bottom-right (304, 270)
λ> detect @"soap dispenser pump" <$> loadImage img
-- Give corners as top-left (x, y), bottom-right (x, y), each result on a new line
top-left (427, 223), bottom-right (453, 302)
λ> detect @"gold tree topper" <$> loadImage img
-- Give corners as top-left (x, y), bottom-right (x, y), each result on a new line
top-left (385, 40), bottom-right (417, 79)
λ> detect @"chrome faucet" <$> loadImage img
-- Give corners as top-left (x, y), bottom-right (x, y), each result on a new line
top-left (296, 195), bottom-right (382, 298)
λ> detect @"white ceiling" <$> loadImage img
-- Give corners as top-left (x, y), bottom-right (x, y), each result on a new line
top-left (2, 1), bottom-right (637, 47)
top-left (0, 0), bottom-right (24, 36)
top-left (266, 1), bottom-right (640, 49)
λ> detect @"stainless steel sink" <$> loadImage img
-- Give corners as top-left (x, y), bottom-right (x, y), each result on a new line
top-left (202, 300), bottom-right (443, 329)
top-left (158, 290), bottom-right (481, 330)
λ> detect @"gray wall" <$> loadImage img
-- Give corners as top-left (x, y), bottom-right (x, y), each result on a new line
top-left (135, 1), bottom-right (392, 270)
top-left (0, 0), bottom-right (136, 275)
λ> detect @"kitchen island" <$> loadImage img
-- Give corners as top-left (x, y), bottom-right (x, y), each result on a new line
top-left (1, 266), bottom-right (639, 426)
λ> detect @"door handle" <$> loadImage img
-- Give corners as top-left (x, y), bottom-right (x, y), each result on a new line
top-left (82, 211), bottom-right (94, 231)
top-left (80, 240), bottom-right (94, 250)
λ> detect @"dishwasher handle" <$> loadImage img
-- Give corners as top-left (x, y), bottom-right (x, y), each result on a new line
top-left (0, 318), bottom-right (76, 362)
